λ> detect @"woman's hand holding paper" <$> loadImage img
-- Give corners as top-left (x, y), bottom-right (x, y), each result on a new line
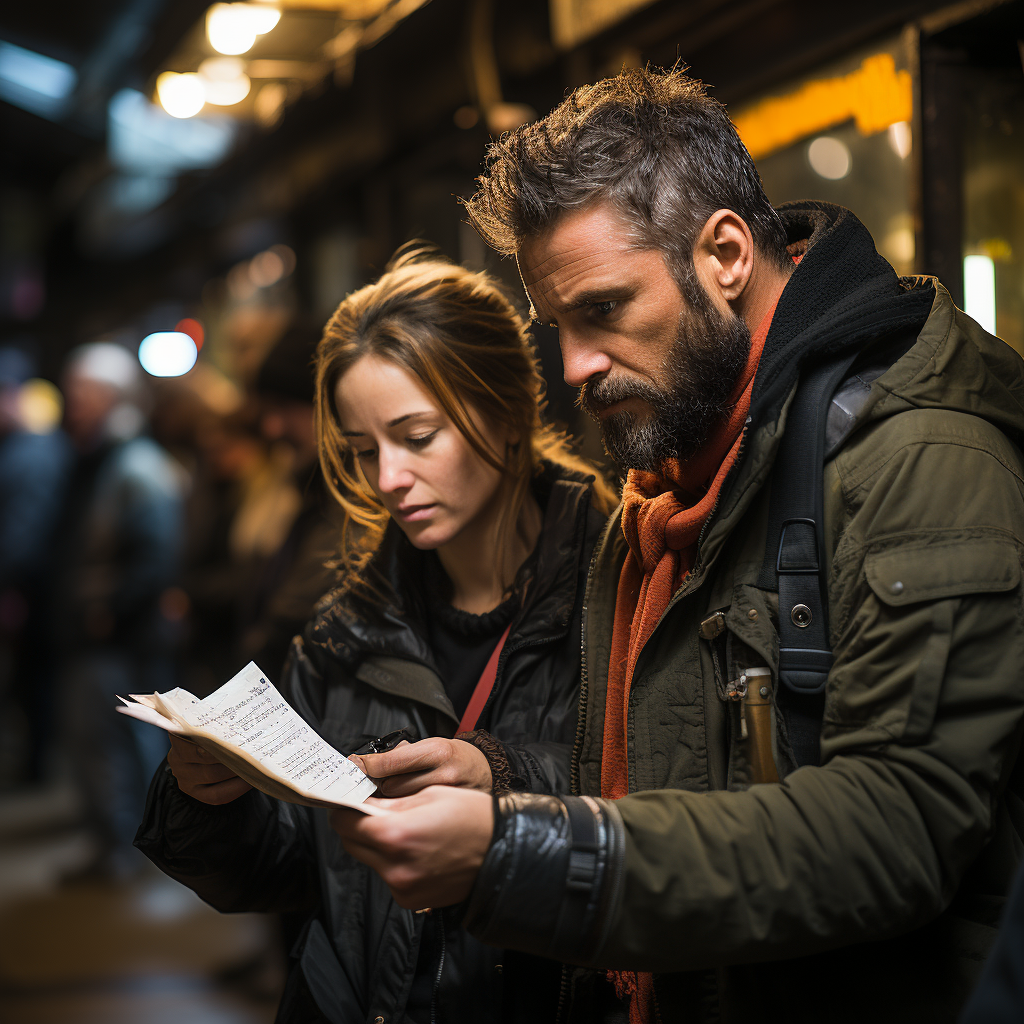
top-left (167, 734), bottom-right (253, 805)
top-left (350, 737), bottom-right (492, 797)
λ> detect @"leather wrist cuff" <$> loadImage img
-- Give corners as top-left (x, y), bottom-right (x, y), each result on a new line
top-left (463, 792), bottom-right (624, 965)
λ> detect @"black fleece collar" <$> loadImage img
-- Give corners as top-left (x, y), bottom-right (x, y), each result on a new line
top-left (307, 461), bottom-right (595, 672)
top-left (750, 202), bottom-right (935, 428)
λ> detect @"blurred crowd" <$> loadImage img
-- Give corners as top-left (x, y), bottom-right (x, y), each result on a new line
top-left (0, 319), bottom-right (342, 880)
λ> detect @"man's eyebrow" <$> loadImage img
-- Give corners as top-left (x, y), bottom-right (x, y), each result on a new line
top-left (341, 411), bottom-right (432, 437)
top-left (562, 286), bottom-right (629, 312)
top-left (529, 287), bottom-right (622, 327)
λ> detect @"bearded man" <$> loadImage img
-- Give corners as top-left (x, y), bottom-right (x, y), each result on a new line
top-left (330, 67), bottom-right (1024, 1023)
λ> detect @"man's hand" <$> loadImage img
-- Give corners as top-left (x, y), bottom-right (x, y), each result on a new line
top-left (167, 734), bottom-right (252, 805)
top-left (330, 785), bottom-right (493, 909)
top-left (350, 738), bottom-right (492, 797)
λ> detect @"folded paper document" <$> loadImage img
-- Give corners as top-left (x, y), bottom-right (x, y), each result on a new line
top-left (116, 661), bottom-right (381, 814)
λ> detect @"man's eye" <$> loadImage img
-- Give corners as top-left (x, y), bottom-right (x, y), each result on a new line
top-left (593, 300), bottom-right (618, 317)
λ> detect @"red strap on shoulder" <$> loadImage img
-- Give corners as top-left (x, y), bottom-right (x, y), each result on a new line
top-left (456, 622), bottom-right (513, 734)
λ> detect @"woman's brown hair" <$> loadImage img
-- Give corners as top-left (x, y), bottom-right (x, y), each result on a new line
top-left (315, 246), bottom-right (616, 590)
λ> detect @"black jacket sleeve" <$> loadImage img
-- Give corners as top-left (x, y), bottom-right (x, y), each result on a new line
top-left (135, 761), bottom-right (320, 915)
top-left (458, 730), bottom-right (573, 795)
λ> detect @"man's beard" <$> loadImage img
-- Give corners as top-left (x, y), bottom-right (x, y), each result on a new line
top-left (580, 283), bottom-right (751, 472)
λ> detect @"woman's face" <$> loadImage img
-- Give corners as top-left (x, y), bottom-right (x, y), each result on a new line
top-left (334, 354), bottom-right (509, 550)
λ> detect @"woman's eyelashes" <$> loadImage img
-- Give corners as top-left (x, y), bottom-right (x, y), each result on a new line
top-left (406, 429), bottom-right (438, 450)
top-left (353, 429), bottom-right (438, 461)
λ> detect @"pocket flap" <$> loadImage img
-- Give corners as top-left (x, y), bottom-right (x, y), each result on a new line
top-left (865, 539), bottom-right (1020, 606)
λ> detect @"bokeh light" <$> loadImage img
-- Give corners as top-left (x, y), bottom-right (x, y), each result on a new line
top-left (175, 317), bottom-right (205, 350)
top-left (156, 72), bottom-right (205, 118)
top-left (807, 136), bottom-right (851, 179)
top-left (888, 120), bottom-right (912, 159)
top-left (246, 2), bottom-right (281, 34)
top-left (963, 255), bottom-right (997, 336)
top-left (199, 57), bottom-right (251, 106)
top-left (138, 331), bottom-right (199, 377)
top-left (249, 249), bottom-right (285, 287)
top-left (207, 4), bottom-right (281, 57)
top-left (18, 378), bottom-right (63, 434)
top-left (269, 243), bottom-right (295, 276)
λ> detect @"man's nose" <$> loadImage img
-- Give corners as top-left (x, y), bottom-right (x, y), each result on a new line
top-left (559, 330), bottom-right (613, 388)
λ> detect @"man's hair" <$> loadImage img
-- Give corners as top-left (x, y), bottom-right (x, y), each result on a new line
top-left (464, 66), bottom-right (790, 286)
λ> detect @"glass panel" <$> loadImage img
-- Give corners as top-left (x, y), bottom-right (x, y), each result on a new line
top-left (734, 38), bottom-right (915, 277)
top-left (962, 63), bottom-right (1024, 353)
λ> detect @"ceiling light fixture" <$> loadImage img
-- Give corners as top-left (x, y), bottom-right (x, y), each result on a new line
top-left (156, 72), bottom-right (206, 118)
top-left (199, 57), bottom-right (251, 105)
top-left (207, 3), bottom-right (281, 57)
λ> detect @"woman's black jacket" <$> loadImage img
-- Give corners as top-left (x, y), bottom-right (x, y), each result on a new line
top-left (135, 464), bottom-right (606, 1024)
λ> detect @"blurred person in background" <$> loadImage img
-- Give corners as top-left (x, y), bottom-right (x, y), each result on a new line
top-left (137, 252), bottom-right (617, 1024)
top-left (237, 322), bottom-right (345, 679)
top-left (57, 341), bottom-right (183, 879)
top-left (0, 346), bottom-right (72, 783)
top-left (176, 405), bottom-right (275, 694)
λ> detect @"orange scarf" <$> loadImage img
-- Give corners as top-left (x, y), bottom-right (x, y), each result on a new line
top-left (602, 296), bottom-right (781, 1023)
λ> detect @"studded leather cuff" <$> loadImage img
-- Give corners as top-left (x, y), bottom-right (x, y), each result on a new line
top-left (463, 792), bottom-right (625, 965)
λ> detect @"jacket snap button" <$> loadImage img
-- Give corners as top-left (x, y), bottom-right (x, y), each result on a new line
top-left (891, 580), bottom-right (904, 595)
top-left (495, 964), bottom-right (503, 973)
top-left (791, 604), bottom-right (812, 627)
top-left (759, 686), bottom-right (769, 698)
top-left (747, 608), bottom-right (758, 621)
top-left (374, 1017), bottom-right (385, 1024)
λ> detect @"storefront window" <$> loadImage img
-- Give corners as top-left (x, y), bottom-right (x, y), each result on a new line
top-left (961, 64), bottom-right (1024, 351)
top-left (733, 38), bottom-right (915, 276)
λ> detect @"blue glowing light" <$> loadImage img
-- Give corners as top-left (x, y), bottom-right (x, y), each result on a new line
top-left (0, 41), bottom-right (78, 120)
top-left (138, 332), bottom-right (198, 377)
top-left (108, 89), bottom-right (236, 175)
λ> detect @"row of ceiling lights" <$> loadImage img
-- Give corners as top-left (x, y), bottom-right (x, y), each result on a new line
top-left (156, 2), bottom-right (280, 119)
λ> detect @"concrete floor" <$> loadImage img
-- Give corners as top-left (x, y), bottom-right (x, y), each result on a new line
top-left (0, 782), bottom-right (284, 1024)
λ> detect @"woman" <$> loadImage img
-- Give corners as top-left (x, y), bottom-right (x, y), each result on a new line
top-left (136, 250), bottom-right (616, 1023)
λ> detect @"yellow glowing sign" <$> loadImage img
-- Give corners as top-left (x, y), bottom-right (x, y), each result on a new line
top-left (733, 54), bottom-right (912, 160)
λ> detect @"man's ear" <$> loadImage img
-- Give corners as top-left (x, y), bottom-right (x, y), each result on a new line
top-left (693, 209), bottom-right (755, 304)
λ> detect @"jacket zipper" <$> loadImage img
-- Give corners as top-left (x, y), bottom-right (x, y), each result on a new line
top-left (556, 435), bottom-right (746, 1024)
top-left (569, 546), bottom-right (599, 798)
top-left (556, 548), bottom-right (600, 1024)
top-left (429, 909), bottom-right (446, 1024)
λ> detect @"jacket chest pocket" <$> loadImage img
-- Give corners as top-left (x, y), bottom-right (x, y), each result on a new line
top-left (830, 537), bottom-right (1022, 744)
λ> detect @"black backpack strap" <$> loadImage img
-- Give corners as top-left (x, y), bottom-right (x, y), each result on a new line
top-left (756, 351), bottom-right (860, 767)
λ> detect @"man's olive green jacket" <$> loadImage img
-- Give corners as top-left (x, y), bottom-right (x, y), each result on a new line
top-left (464, 203), bottom-right (1024, 1023)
